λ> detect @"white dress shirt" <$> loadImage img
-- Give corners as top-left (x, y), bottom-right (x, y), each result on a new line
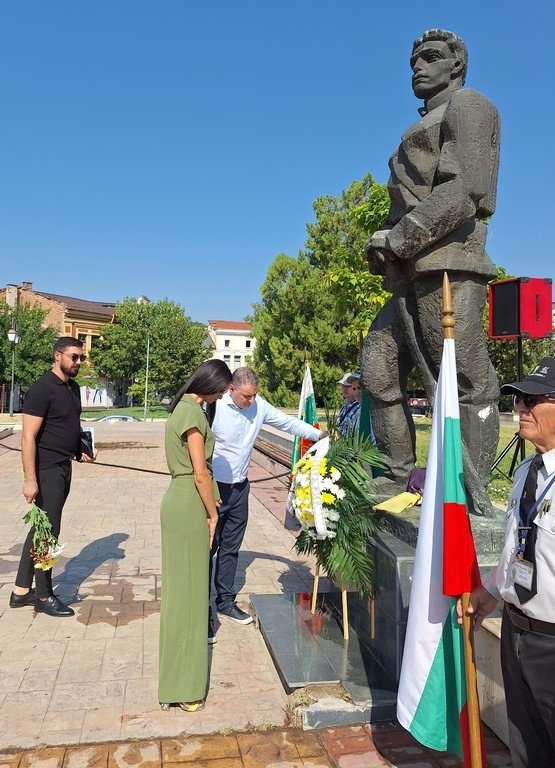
top-left (211, 392), bottom-right (321, 484)
top-left (485, 447), bottom-right (555, 622)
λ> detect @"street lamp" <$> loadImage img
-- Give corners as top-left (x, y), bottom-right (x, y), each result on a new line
top-left (143, 330), bottom-right (150, 422)
top-left (137, 296), bottom-right (151, 422)
top-left (7, 325), bottom-right (20, 417)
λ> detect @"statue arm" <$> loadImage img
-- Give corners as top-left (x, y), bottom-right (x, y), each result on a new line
top-left (385, 89), bottom-right (501, 261)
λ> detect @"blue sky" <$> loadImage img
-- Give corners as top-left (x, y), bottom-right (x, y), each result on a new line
top-left (0, 2), bottom-right (551, 325)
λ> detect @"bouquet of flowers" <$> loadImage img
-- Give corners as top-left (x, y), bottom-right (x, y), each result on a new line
top-left (23, 503), bottom-right (66, 571)
top-left (289, 434), bottom-right (385, 596)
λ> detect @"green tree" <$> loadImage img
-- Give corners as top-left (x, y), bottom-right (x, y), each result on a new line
top-left (0, 304), bottom-right (57, 397)
top-left (326, 182), bottom-right (391, 343)
top-left (90, 298), bottom-right (207, 405)
top-left (250, 174), bottom-right (390, 408)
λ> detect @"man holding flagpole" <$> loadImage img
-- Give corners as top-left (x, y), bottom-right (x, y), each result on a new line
top-left (210, 367), bottom-right (326, 636)
top-left (461, 359), bottom-right (555, 768)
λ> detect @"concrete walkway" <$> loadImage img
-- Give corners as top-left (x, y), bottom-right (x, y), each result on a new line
top-left (0, 422), bottom-right (512, 766)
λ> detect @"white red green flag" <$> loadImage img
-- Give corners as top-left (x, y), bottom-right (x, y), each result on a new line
top-left (396, 336), bottom-right (483, 766)
top-left (291, 363), bottom-right (319, 470)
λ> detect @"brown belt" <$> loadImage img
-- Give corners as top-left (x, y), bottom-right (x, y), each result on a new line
top-left (506, 603), bottom-right (555, 636)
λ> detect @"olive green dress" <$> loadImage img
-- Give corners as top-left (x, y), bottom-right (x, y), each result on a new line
top-left (158, 395), bottom-right (216, 705)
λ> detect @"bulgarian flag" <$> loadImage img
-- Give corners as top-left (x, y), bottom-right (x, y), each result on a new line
top-left (291, 362), bottom-right (320, 470)
top-left (396, 330), bottom-right (484, 766)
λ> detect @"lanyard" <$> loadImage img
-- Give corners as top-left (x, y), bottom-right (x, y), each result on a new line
top-left (516, 471), bottom-right (555, 558)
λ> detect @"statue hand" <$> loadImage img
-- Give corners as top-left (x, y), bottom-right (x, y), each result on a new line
top-left (366, 230), bottom-right (394, 275)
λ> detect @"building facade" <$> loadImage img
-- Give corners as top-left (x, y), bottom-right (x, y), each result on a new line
top-left (1, 282), bottom-right (116, 409)
top-left (206, 320), bottom-right (255, 370)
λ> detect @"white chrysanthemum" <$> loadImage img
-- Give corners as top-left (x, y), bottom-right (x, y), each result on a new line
top-left (335, 488), bottom-right (346, 500)
top-left (47, 543), bottom-right (66, 558)
top-left (330, 469), bottom-right (341, 482)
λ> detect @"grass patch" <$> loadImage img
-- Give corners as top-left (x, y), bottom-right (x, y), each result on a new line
top-left (415, 417), bottom-right (524, 505)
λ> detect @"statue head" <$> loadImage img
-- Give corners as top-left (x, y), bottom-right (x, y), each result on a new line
top-left (410, 29), bottom-right (467, 103)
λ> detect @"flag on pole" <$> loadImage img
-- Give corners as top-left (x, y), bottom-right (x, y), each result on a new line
top-left (291, 362), bottom-right (319, 470)
top-left (396, 333), bottom-right (483, 765)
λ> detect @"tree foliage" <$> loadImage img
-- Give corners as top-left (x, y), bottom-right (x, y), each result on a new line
top-left (90, 297), bottom-right (208, 405)
top-left (250, 173), bottom-right (390, 408)
top-left (0, 304), bottom-right (57, 395)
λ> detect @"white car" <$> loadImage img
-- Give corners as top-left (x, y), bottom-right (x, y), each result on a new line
top-left (93, 415), bottom-right (142, 423)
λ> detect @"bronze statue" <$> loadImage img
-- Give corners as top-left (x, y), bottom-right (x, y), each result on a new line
top-left (361, 29), bottom-right (500, 516)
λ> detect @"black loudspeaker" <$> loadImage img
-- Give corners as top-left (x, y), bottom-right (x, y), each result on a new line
top-left (488, 277), bottom-right (553, 339)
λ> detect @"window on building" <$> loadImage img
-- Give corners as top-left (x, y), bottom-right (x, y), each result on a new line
top-left (246, 340), bottom-right (251, 348)
top-left (224, 339), bottom-right (230, 347)
top-left (234, 355), bottom-right (241, 369)
top-left (223, 355), bottom-right (231, 365)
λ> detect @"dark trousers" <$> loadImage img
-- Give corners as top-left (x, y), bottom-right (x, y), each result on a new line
top-left (501, 607), bottom-right (555, 767)
top-left (15, 461), bottom-right (72, 599)
top-left (209, 480), bottom-right (249, 611)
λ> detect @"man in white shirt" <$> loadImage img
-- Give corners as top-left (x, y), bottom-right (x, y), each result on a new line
top-left (210, 367), bottom-right (325, 632)
top-left (460, 358), bottom-right (555, 767)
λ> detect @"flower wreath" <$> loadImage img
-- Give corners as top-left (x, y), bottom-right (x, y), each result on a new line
top-left (289, 432), bottom-right (385, 596)
top-left (287, 436), bottom-right (343, 539)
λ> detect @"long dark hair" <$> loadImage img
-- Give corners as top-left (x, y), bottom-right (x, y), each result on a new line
top-left (168, 359), bottom-right (232, 424)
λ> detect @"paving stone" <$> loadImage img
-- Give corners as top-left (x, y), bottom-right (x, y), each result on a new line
top-left (161, 735), bottom-right (240, 762)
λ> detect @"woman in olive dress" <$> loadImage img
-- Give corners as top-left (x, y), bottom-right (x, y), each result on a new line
top-left (158, 359), bottom-right (232, 712)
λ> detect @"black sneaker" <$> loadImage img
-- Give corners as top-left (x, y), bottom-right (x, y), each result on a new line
top-left (9, 588), bottom-right (36, 608)
top-left (217, 603), bottom-right (253, 625)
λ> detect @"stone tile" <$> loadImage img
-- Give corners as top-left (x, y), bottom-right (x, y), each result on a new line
top-left (18, 748), bottom-right (66, 767)
top-left (107, 741), bottom-right (160, 768)
top-left (290, 731), bottom-right (327, 759)
top-left (0, 753), bottom-right (23, 768)
top-left (80, 707), bottom-right (123, 744)
top-left (236, 730), bottom-right (300, 767)
top-left (161, 735), bottom-right (240, 762)
top-left (320, 727), bottom-right (378, 760)
top-left (64, 744), bottom-right (112, 768)
top-left (333, 754), bottom-right (391, 768)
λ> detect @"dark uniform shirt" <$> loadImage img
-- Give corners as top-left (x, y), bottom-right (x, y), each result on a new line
top-left (23, 370), bottom-right (82, 468)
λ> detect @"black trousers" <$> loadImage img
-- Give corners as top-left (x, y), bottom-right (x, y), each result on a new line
top-left (15, 461), bottom-right (72, 599)
top-left (209, 480), bottom-right (249, 611)
top-left (501, 607), bottom-right (555, 767)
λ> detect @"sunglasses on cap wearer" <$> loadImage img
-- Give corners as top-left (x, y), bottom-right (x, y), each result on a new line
top-left (62, 352), bottom-right (87, 363)
top-left (513, 393), bottom-right (555, 409)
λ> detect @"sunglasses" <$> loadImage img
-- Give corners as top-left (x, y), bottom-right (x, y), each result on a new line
top-left (513, 393), bottom-right (555, 409)
top-left (62, 352), bottom-right (87, 363)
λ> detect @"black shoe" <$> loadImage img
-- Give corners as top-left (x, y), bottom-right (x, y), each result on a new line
top-left (9, 588), bottom-right (36, 608)
top-left (34, 596), bottom-right (75, 617)
top-left (217, 603), bottom-right (253, 625)
top-left (208, 617), bottom-right (217, 645)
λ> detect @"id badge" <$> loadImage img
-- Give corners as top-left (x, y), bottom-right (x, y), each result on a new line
top-left (512, 558), bottom-right (534, 591)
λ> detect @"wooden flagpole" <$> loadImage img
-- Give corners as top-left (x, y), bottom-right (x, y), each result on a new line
top-left (442, 272), bottom-right (483, 768)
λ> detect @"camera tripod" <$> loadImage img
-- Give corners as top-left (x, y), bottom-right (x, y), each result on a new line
top-left (490, 430), bottom-right (526, 482)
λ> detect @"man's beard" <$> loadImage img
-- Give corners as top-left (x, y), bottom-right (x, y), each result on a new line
top-left (60, 362), bottom-right (79, 379)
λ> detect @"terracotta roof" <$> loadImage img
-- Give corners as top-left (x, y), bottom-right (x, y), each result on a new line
top-left (208, 320), bottom-right (252, 331)
top-left (36, 292), bottom-right (116, 318)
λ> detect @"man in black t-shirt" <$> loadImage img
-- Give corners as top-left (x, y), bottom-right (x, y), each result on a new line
top-left (9, 337), bottom-right (97, 617)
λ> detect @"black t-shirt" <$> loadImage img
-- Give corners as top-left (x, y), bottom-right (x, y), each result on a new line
top-left (23, 370), bottom-right (82, 468)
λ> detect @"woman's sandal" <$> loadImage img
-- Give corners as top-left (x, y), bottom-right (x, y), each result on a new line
top-left (178, 700), bottom-right (205, 712)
